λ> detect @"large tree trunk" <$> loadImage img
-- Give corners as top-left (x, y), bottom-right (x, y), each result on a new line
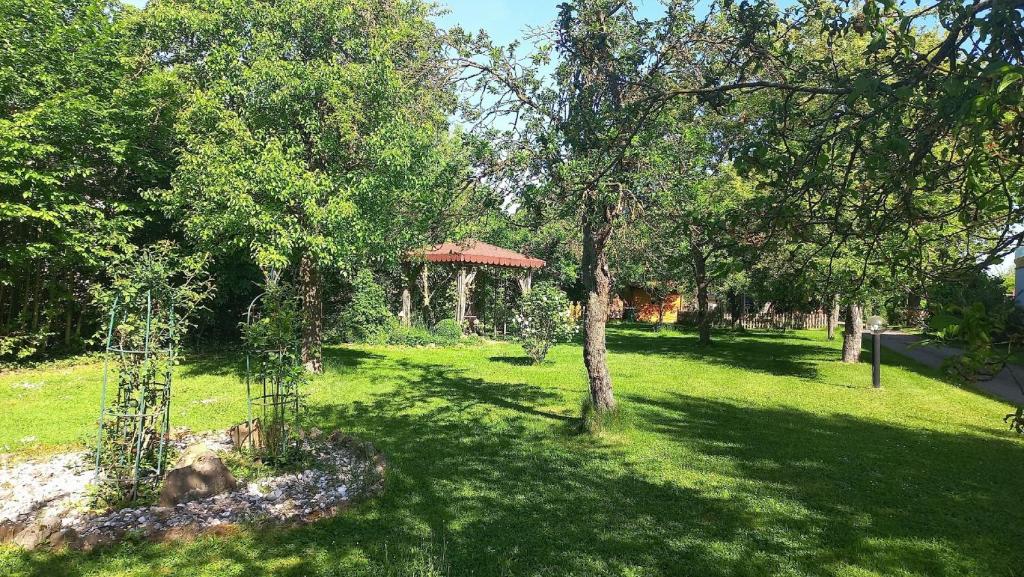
top-left (692, 248), bottom-right (711, 345)
top-left (841, 303), bottom-right (863, 363)
top-left (581, 220), bottom-right (616, 413)
top-left (826, 295), bottom-right (839, 340)
top-left (299, 253), bottom-right (323, 374)
top-left (727, 290), bottom-right (740, 329)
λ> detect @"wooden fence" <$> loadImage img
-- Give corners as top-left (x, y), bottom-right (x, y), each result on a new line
top-left (676, 309), bottom-right (830, 330)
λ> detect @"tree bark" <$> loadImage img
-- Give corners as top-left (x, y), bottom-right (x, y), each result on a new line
top-left (727, 290), bottom-right (740, 329)
top-left (692, 247), bottom-right (711, 345)
top-left (826, 295), bottom-right (839, 340)
top-left (63, 303), bottom-right (73, 347)
top-left (581, 220), bottom-right (616, 413)
top-left (841, 303), bottom-right (863, 363)
top-left (299, 253), bottom-right (323, 374)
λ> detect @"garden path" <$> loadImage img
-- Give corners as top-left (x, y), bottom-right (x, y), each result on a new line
top-left (875, 331), bottom-right (1024, 405)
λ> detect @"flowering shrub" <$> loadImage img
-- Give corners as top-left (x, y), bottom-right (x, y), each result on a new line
top-left (513, 282), bottom-right (577, 364)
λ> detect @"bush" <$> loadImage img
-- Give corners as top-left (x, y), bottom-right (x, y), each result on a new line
top-left (432, 318), bottom-right (463, 344)
top-left (339, 270), bottom-right (393, 342)
top-left (387, 324), bottom-right (436, 346)
top-left (513, 282), bottom-right (577, 364)
top-left (382, 319), bottom-right (468, 347)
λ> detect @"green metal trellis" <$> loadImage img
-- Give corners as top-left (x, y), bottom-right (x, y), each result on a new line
top-left (95, 290), bottom-right (175, 501)
top-left (243, 292), bottom-right (303, 461)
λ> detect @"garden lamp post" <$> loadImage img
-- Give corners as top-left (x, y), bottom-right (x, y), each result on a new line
top-left (866, 315), bottom-right (886, 388)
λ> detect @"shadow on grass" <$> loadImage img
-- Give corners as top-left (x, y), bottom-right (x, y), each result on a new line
top-left (178, 351), bottom-right (242, 378)
top-left (178, 346), bottom-right (384, 380)
top-left (323, 347), bottom-right (386, 370)
top-left (606, 328), bottom-right (835, 380)
top-left (488, 355), bottom-right (534, 366)
top-left (11, 333), bottom-right (1024, 577)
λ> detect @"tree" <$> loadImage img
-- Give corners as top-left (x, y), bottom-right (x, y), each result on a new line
top-left (465, 0), bottom-right (1020, 413)
top-left (146, 0), bottom-right (471, 372)
top-left (728, 2), bottom-right (1023, 361)
top-left (460, 0), bottom-right (742, 414)
top-left (0, 0), bottom-right (177, 358)
top-left (641, 104), bottom-right (760, 344)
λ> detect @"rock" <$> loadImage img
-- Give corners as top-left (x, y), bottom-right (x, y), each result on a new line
top-left (49, 527), bottom-right (79, 549)
top-left (158, 444), bottom-right (237, 507)
top-left (169, 426), bottom-right (192, 441)
top-left (79, 531), bottom-right (107, 552)
top-left (13, 522), bottom-right (56, 549)
top-left (228, 420), bottom-right (262, 451)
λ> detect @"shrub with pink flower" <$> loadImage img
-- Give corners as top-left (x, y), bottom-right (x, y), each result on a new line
top-left (513, 282), bottom-right (577, 364)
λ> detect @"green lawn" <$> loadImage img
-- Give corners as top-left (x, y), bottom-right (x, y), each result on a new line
top-left (2, 325), bottom-right (1023, 577)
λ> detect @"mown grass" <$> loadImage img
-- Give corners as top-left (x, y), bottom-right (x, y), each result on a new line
top-left (2, 325), bottom-right (1023, 577)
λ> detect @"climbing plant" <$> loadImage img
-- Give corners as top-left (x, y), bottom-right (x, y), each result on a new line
top-left (94, 242), bottom-right (213, 505)
top-left (242, 276), bottom-right (306, 462)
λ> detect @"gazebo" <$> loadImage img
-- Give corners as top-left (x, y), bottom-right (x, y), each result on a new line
top-left (403, 239), bottom-right (545, 327)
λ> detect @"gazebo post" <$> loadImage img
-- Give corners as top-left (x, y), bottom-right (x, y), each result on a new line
top-left (517, 270), bottom-right (533, 294)
top-left (419, 263), bottom-right (431, 322)
top-left (400, 264), bottom-right (413, 327)
top-left (455, 267), bottom-right (477, 326)
top-left (456, 268), bottom-right (465, 325)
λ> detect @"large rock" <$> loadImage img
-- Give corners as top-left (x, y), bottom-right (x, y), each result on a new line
top-left (12, 522), bottom-right (57, 549)
top-left (158, 444), bottom-right (237, 507)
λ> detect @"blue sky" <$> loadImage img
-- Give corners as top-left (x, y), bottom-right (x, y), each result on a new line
top-left (435, 0), bottom-right (665, 44)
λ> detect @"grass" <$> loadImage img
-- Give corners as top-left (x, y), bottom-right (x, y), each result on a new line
top-left (2, 324), bottom-right (1023, 577)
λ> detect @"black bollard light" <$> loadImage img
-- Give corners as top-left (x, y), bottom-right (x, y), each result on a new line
top-left (866, 315), bottom-right (886, 389)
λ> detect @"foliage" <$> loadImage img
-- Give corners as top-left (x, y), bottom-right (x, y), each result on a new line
top-left (145, 0), bottom-right (472, 371)
top-left (384, 319), bottom-right (465, 347)
top-left (241, 279), bottom-right (302, 353)
top-left (241, 277), bottom-right (307, 460)
top-left (386, 323), bottom-right (437, 347)
top-left (91, 241), bottom-right (215, 351)
top-left (0, 0), bottom-right (178, 358)
top-left (89, 241), bottom-right (212, 505)
top-left (338, 271), bottom-right (393, 344)
top-left (731, 0), bottom-right (1024, 315)
top-left (926, 268), bottom-right (1024, 380)
top-left (927, 268), bottom-right (1012, 331)
top-left (513, 283), bottom-right (577, 364)
top-left (432, 319), bottom-right (464, 343)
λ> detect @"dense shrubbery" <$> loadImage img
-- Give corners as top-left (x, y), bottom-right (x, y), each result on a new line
top-left (337, 270), bottom-right (393, 343)
top-left (926, 268), bottom-right (1024, 381)
top-left (331, 269), bottom-right (465, 347)
top-left (330, 268), bottom-right (468, 347)
top-left (386, 319), bottom-right (464, 347)
top-left (513, 282), bottom-right (577, 364)
top-left (432, 319), bottom-right (463, 342)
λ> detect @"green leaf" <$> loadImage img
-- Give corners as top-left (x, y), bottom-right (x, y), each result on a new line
top-left (997, 72), bottom-right (1021, 94)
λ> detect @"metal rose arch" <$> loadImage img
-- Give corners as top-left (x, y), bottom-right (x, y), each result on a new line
top-left (94, 290), bottom-right (176, 503)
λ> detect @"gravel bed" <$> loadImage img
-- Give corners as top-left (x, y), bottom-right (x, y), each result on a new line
top-left (0, 429), bottom-right (385, 550)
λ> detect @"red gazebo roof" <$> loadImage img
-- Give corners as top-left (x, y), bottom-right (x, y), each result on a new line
top-left (410, 239), bottom-right (545, 269)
